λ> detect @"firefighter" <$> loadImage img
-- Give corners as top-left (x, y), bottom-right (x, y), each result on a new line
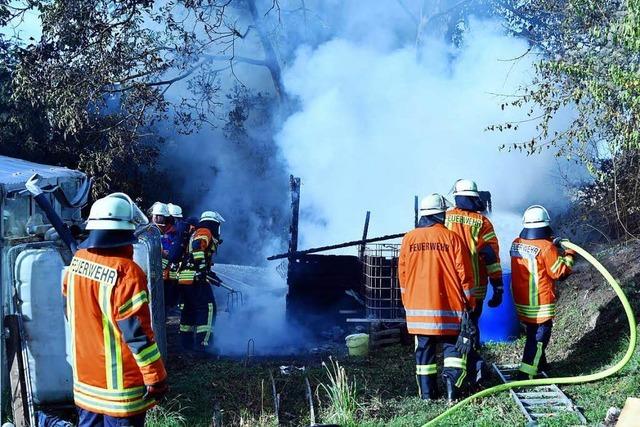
top-left (511, 205), bottom-right (575, 379)
top-left (163, 203), bottom-right (187, 310)
top-left (63, 193), bottom-right (168, 427)
top-left (399, 194), bottom-right (475, 402)
top-left (177, 210), bottom-right (225, 352)
top-left (150, 202), bottom-right (170, 233)
top-left (445, 179), bottom-right (502, 386)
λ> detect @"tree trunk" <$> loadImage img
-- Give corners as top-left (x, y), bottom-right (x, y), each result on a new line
top-left (246, 0), bottom-right (289, 110)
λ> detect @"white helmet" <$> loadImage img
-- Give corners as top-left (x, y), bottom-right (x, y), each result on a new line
top-left (523, 205), bottom-right (551, 229)
top-left (200, 211), bottom-right (225, 224)
top-left (150, 202), bottom-right (170, 217)
top-left (419, 194), bottom-right (451, 216)
top-left (452, 179), bottom-right (480, 198)
top-left (167, 203), bottom-right (183, 218)
top-left (86, 193), bottom-right (140, 230)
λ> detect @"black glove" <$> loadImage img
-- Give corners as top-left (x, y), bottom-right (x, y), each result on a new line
top-left (455, 311), bottom-right (477, 355)
top-left (207, 272), bottom-right (223, 286)
top-left (487, 277), bottom-right (504, 308)
top-left (487, 290), bottom-right (503, 308)
top-left (144, 380), bottom-right (169, 400)
top-left (552, 237), bottom-right (565, 248)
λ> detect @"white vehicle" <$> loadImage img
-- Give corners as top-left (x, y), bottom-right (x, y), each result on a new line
top-left (0, 156), bottom-right (165, 426)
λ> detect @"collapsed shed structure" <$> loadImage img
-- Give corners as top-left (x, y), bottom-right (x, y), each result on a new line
top-left (268, 177), bottom-right (411, 345)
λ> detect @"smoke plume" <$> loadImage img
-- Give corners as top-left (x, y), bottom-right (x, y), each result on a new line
top-left (276, 18), bottom-right (570, 254)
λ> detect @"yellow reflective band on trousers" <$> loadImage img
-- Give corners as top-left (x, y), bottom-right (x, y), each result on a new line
top-left (519, 362), bottom-right (537, 377)
top-left (416, 364), bottom-right (437, 375)
top-left (520, 342), bottom-right (544, 378)
top-left (98, 283), bottom-right (123, 390)
top-left (444, 357), bottom-right (466, 369)
top-left (133, 343), bottom-right (161, 368)
top-left (199, 303), bottom-right (214, 346)
top-left (443, 355), bottom-right (468, 387)
top-left (180, 325), bottom-right (194, 332)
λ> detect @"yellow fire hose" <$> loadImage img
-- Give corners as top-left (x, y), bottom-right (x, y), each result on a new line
top-left (423, 240), bottom-right (638, 426)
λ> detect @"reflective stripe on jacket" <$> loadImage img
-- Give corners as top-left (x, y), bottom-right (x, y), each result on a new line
top-left (445, 207), bottom-right (501, 300)
top-left (398, 223), bottom-right (475, 336)
top-left (178, 227), bottom-right (218, 285)
top-left (63, 247), bottom-right (167, 417)
top-left (510, 237), bottom-right (574, 324)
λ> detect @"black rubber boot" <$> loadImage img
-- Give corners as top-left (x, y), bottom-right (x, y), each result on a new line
top-left (445, 377), bottom-right (458, 403)
top-left (425, 376), bottom-right (440, 400)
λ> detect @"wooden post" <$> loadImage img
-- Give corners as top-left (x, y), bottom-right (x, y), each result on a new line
top-left (288, 176), bottom-right (301, 257)
top-left (359, 211), bottom-right (371, 260)
top-left (414, 195), bottom-right (419, 227)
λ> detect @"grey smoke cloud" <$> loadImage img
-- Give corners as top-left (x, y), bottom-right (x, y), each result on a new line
top-left (276, 19), bottom-right (570, 252)
top-left (163, 3), bottom-right (575, 354)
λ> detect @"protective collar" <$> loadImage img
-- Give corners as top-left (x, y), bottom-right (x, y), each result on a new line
top-left (520, 226), bottom-right (553, 240)
top-left (418, 213), bottom-right (445, 228)
top-left (455, 195), bottom-right (486, 213)
top-left (199, 219), bottom-right (221, 239)
top-left (78, 229), bottom-right (138, 249)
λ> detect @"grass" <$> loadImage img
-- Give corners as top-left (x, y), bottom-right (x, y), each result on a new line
top-left (318, 357), bottom-right (361, 426)
top-left (158, 241), bottom-right (640, 426)
top-left (145, 396), bottom-right (188, 427)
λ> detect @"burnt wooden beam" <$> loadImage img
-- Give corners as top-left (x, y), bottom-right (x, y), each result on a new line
top-left (268, 232), bottom-right (405, 261)
top-left (288, 175), bottom-right (301, 257)
top-left (358, 211), bottom-right (371, 260)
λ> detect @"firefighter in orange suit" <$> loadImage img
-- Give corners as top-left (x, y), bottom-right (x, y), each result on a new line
top-left (445, 179), bottom-right (502, 386)
top-left (178, 210), bottom-right (224, 351)
top-left (511, 205), bottom-right (575, 379)
top-left (399, 194), bottom-right (475, 401)
top-left (63, 193), bottom-right (168, 427)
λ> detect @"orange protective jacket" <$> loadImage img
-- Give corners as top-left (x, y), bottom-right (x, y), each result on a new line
top-left (510, 237), bottom-right (574, 324)
top-left (445, 207), bottom-right (502, 300)
top-left (398, 223), bottom-right (475, 336)
top-left (63, 246), bottom-right (167, 417)
top-left (178, 227), bottom-right (218, 285)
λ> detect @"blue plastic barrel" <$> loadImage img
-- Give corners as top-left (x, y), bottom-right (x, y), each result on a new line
top-left (478, 271), bottom-right (520, 343)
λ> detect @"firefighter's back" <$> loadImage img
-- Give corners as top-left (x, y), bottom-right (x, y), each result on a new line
top-left (399, 223), bottom-right (470, 336)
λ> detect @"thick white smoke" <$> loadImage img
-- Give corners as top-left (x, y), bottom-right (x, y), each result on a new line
top-left (276, 19), bottom-right (570, 256)
top-left (167, 5), bottom-right (575, 355)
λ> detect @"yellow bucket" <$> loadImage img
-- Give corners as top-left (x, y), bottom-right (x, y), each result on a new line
top-left (345, 333), bottom-right (369, 356)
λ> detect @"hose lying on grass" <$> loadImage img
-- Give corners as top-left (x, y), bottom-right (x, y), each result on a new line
top-left (423, 240), bottom-right (638, 426)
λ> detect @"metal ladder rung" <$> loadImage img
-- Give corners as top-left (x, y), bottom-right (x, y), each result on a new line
top-left (493, 363), bottom-right (587, 425)
top-left (515, 392), bottom-right (560, 398)
top-left (520, 398), bottom-right (566, 406)
top-left (530, 413), bottom-right (556, 418)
